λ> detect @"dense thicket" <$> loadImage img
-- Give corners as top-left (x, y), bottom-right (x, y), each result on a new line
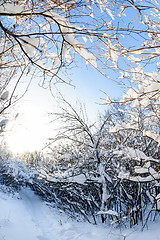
top-left (0, 102), bottom-right (160, 229)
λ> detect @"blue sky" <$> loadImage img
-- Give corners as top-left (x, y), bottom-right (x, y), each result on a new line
top-left (3, 1), bottom-right (148, 154)
top-left (5, 63), bottom-right (123, 154)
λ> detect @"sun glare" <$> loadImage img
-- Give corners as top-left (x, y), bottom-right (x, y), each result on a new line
top-left (5, 100), bottom-right (52, 155)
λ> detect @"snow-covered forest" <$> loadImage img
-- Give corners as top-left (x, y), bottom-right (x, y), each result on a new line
top-left (1, 0), bottom-right (160, 239)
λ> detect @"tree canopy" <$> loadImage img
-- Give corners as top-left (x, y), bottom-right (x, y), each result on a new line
top-left (1, 0), bottom-right (160, 141)
top-left (1, 0), bottom-right (160, 87)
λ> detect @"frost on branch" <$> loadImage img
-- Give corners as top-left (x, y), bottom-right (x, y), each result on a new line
top-left (50, 12), bottom-right (97, 68)
top-left (103, 95), bottom-right (112, 105)
top-left (1, 0), bottom-right (160, 87)
top-left (0, 0), bottom-right (100, 86)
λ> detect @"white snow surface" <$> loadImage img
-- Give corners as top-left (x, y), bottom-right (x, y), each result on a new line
top-left (0, 186), bottom-right (160, 240)
top-left (0, 3), bottom-right (23, 13)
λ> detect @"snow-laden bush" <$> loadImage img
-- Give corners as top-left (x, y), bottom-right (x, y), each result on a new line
top-left (0, 100), bottom-right (160, 228)
top-left (0, 151), bottom-right (38, 192)
top-left (38, 101), bottom-right (160, 227)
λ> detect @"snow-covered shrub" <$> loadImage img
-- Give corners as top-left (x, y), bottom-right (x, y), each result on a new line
top-left (107, 105), bottom-right (160, 227)
top-left (0, 150), bottom-right (38, 192)
top-left (38, 101), bottom-right (160, 227)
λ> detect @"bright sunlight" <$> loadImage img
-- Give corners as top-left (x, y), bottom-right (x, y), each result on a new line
top-left (5, 100), bottom-right (51, 154)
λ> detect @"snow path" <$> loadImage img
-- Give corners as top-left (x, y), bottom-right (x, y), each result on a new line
top-left (0, 188), bottom-right (112, 240)
top-left (0, 188), bottom-right (160, 240)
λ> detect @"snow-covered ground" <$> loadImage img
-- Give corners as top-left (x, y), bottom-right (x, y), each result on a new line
top-left (0, 186), bottom-right (159, 240)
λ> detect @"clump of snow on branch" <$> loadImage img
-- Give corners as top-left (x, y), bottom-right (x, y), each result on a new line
top-left (19, 37), bottom-right (39, 57)
top-left (0, 3), bottom-right (23, 14)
